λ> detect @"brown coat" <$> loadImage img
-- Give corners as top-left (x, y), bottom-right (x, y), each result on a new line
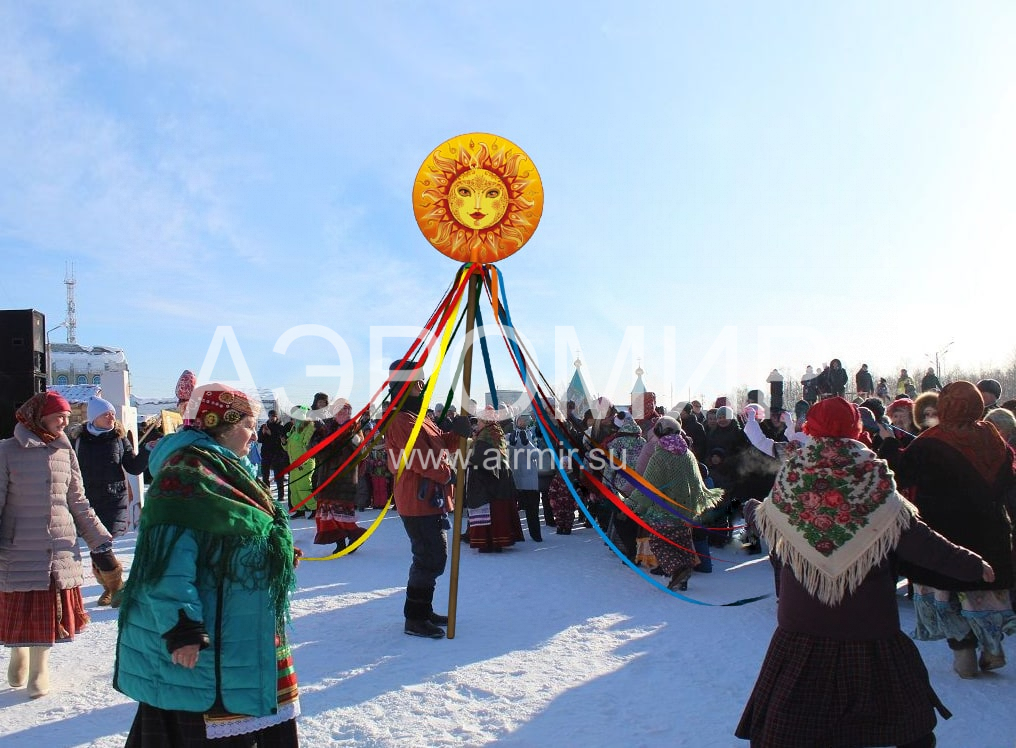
top-left (0, 424), bottom-right (112, 592)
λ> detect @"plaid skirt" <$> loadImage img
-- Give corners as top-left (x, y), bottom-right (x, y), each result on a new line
top-left (0, 582), bottom-right (89, 645)
top-left (735, 627), bottom-right (947, 747)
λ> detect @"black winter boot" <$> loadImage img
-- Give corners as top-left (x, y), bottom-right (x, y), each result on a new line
top-left (404, 587), bottom-right (445, 638)
top-left (414, 584), bottom-right (449, 625)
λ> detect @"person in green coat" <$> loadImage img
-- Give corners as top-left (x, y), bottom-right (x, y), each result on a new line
top-left (285, 406), bottom-right (317, 518)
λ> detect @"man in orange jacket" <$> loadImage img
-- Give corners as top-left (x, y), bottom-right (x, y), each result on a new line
top-left (386, 360), bottom-right (471, 639)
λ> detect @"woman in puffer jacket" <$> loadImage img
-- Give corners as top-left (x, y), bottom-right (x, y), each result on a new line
top-left (114, 384), bottom-right (301, 746)
top-left (1, 391), bottom-right (117, 699)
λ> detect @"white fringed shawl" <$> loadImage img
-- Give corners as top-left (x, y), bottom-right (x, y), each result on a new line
top-left (754, 437), bottom-right (916, 606)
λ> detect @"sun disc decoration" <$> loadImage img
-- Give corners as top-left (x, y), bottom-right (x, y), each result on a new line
top-left (413, 133), bottom-right (543, 263)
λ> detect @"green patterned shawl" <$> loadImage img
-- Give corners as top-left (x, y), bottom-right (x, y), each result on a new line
top-left (119, 444), bottom-right (296, 634)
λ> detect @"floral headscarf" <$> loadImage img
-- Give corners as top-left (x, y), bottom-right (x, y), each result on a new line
top-left (754, 437), bottom-right (915, 606)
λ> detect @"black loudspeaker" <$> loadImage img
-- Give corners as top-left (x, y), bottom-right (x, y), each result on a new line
top-left (0, 309), bottom-right (47, 375)
top-left (0, 309), bottom-right (48, 439)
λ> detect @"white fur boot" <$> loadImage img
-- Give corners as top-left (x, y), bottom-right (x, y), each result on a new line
top-left (27, 646), bottom-right (50, 698)
top-left (7, 646), bottom-right (28, 688)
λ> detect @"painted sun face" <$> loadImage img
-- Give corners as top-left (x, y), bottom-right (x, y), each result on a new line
top-left (413, 133), bottom-right (543, 263)
top-left (449, 169), bottom-right (509, 230)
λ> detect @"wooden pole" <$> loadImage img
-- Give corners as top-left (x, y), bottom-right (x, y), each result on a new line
top-left (446, 271), bottom-right (480, 639)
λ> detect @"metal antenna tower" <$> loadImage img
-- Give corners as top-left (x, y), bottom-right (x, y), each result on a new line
top-left (64, 262), bottom-right (77, 344)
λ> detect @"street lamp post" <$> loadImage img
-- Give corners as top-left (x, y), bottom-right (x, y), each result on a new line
top-left (45, 323), bottom-right (67, 387)
top-left (925, 340), bottom-right (954, 381)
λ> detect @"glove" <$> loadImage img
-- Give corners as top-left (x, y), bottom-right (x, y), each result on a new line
top-left (91, 549), bottom-right (119, 572)
top-left (449, 415), bottom-right (473, 438)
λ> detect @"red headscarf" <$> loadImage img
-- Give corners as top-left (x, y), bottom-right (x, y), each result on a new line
top-left (886, 397), bottom-right (914, 417)
top-left (917, 381), bottom-right (1009, 483)
top-left (802, 397), bottom-right (863, 440)
top-left (633, 391), bottom-right (657, 422)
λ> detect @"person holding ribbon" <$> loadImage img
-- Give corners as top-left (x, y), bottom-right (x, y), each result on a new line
top-left (114, 383), bottom-right (301, 746)
top-left (310, 401), bottom-right (366, 553)
top-left (736, 396), bottom-right (995, 748)
top-left (385, 360), bottom-right (471, 639)
top-left (625, 416), bottom-right (725, 592)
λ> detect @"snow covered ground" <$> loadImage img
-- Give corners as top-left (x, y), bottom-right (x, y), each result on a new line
top-left (2, 510), bottom-right (1013, 747)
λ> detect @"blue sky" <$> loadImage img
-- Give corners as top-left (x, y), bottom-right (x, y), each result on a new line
top-left (2, 2), bottom-right (1014, 410)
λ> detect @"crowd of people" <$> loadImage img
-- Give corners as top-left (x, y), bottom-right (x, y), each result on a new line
top-left (1, 359), bottom-right (1013, 747)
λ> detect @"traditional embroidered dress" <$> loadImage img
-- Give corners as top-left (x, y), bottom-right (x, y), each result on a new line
top-left (466, 421), bottom-right (523, 551)
top-left (115, 428), bottom-right (299, 745)
top-left (311, 416), bottom-right (365, 549)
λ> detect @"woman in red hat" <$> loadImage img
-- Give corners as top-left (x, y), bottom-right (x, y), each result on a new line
top-left (1, 390), bottom-right (118, 699)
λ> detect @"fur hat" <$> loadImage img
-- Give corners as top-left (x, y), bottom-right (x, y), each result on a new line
top-left (913, 391), bottom-right (939, 430)
top-left (716, 406), bottom-right (735, 420)
top-left (976, 379), bottom-right (1002, 401)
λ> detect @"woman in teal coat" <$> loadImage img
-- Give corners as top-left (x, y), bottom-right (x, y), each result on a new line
top-left (114, 384), bottom-right (301, 746)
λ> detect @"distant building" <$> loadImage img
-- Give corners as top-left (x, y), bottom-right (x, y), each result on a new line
top-left (48, 343), bottom-right (128, 388)
top-left (566, 358), bottom-right (591, 418)
top-left (133, 390), bottom-right (280, 424)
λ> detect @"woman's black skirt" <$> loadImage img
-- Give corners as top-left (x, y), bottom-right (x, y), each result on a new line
top-left (125, 703), bottom-right (299, 747)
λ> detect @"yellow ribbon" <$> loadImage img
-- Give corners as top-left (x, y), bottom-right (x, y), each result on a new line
top-left (303, 270), bottom-right (469, 560)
